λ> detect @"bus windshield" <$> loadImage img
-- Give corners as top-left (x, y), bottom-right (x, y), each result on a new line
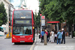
top-left (13, 26), bottom-right (32, 35)
top-left (14, 10), bottom-right (32, 19)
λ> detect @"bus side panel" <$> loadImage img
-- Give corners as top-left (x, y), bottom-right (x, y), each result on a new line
top-left (32, 10), bottom-right (35, 42)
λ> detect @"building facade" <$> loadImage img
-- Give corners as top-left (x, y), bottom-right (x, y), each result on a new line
top-left (0, 0), bottom-right (14, 33)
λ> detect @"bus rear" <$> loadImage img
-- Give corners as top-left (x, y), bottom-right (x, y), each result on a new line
top-left (12, 10), bottom-right (35, 43)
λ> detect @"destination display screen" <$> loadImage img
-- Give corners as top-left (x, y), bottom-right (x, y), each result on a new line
top-left (15, 20), bottom-right (32, 24)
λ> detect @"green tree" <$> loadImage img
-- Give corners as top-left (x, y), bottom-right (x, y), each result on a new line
top-left (39, 0), bottom-right (75, 33)
top-left (0, 2), bottom-right (7, 26)
top-left (44, 0), bottom-right (64, 22)
top-left (34, 12), bottom-right (40, 28)
top-left (40, 0), bottom-right (75, 26)
top-left (39, 0), bottom-right (51, 19)
top-left (34, 11), bottom-right (41, 34)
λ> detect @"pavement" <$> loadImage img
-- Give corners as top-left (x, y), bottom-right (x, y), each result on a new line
top-left (34, 34), bottom-right (75, 50)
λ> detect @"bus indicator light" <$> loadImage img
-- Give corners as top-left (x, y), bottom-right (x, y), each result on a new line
top-left (33, 27), bottom-right (34, 29)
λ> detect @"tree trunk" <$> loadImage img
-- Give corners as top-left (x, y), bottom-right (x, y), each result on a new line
top-left (37, 27), bottom-right (39, 35)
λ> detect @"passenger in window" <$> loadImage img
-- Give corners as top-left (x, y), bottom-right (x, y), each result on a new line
top-left (25, 28), bottom-right (29, 34)
top-left (28, 29), bottom-right (31, 34)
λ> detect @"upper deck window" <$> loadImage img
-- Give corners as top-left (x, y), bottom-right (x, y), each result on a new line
top-left (14, 10), bottom-right (32, 19)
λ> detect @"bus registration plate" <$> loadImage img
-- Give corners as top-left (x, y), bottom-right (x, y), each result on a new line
top-left (20, 41), bottom-right (25, 42)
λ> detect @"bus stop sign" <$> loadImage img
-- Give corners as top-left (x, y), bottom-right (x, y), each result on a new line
top-left (41, 16), bottom-right (45, 20)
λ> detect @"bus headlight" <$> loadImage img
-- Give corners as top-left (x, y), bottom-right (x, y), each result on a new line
top-left (13, 37), bottom-right (15, 39)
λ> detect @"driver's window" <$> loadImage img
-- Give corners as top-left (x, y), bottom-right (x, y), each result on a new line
top-left (13, 27), bottom-right (20, 34)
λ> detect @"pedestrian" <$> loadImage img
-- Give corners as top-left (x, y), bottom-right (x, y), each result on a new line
top-left (41, 29), bottom-right (45, 42)
top-left (47, 31), bottom-right (50, 42)
top-left (57, 30), bottom-right (62, 44)
top-left (61, 28), bottom-right (65, 44)
top-left (45, 30), bottom-right (48, 42)
top-left (50, 29), bottom-right (55, 43)
top-left (54, 30), bottom-right (57, 42)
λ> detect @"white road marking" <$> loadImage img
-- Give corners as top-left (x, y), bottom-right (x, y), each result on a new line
top-left (30, 39), bottom-right (36, 50)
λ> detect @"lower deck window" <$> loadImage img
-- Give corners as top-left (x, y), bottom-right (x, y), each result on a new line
top-left (13, 26), bottom-right (32, 35)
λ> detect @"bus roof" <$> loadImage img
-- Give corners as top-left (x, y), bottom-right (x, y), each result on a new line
top-left (14, 9), bottom-right (33, 11)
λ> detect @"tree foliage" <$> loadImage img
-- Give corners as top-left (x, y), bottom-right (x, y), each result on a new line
top-left (0, 2), bottom-right (7, 26)
top-left (34, 11), bottom-right (41, 28)
top-left (39, 0), bottom-right (51, 19)
top-left (39, 0), bottom-right (75, 26)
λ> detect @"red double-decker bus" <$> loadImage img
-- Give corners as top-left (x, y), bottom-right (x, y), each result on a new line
top-left (12, 10), bottom-right (35, 44)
